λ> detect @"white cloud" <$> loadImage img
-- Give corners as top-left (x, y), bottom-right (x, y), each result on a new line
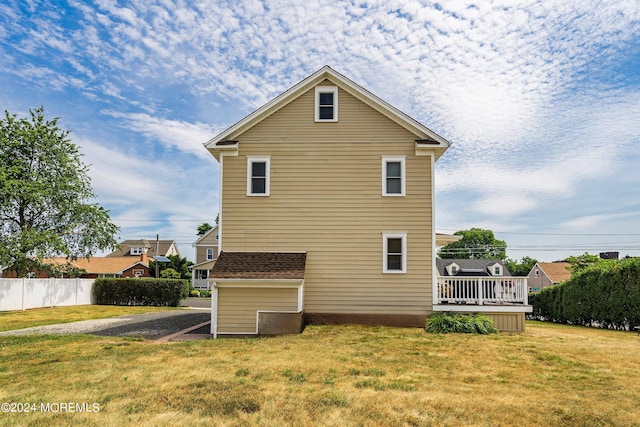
top-left (101, 111), bottom-right (219, 160)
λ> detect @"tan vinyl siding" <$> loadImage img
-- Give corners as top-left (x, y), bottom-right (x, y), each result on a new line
top-left (221, 84), bottom-right (434, 317)
top-left (217, 287), bottom-right (299, 333)
top-left (196, 245), bottom-right (218, 264)
top-left (195, 230), bottom-right (219, 264)
top-left (485, 313), bottom-right (525, 332)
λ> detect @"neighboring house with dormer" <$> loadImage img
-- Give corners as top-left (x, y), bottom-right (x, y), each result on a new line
top-left (1, 255), bottom-right (151, 278)
top-left (436, 259), bottom-right (511, 277)
top-left (527, 262), bottom-right (572, 292)
top-left (204, 66), bottom-right (530, 337)
top-left (106, 239), bottom-right (180, 259)
top-left (191, 225), bottom-right (219, 289)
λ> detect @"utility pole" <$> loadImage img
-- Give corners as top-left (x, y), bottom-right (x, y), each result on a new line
top-left (155, 234), bottom-right (159, 278)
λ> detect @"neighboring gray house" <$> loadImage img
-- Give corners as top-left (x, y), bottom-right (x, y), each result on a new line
top-left (527, 262), bottom-right (572, 292)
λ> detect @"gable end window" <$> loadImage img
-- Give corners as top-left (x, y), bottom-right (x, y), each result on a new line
top-left (315, 86), bottom-right (338, 122)
top-left (382, 156), bottom-right (406, 196)
top-left (383, 233), bottom-right (407, 273)
top-left (206, 248), bottom-right (214, 260)
top-left (247, 157), bottom-right (270, 196)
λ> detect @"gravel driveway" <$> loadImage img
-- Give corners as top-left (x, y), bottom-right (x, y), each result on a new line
top-left (0, 310), bottom-right (211, 340)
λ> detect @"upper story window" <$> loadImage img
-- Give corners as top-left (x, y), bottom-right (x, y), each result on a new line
top-left (131, 247), bottom-right (144, 255)
top-left (382, 156), bottom-right (406, 196)
top-left (247, 156), bottom-right (270, 196)
top-left (315, 86), bottom-right (338, 122)
top-left (383, 232), bottom-right (407, 274)
top-left (206, 248), bottom-right (214, 260)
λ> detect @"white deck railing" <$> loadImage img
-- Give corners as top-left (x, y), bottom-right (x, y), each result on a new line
top-left (192, 279), bottom-right (211, 290)
top-left (436, 276), bottom-right (528, 305)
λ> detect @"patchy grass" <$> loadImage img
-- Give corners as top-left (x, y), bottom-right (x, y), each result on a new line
top-left (0, 305), bottom-right (182, 332)
top-left (0, 321), bottom-right (639, 426)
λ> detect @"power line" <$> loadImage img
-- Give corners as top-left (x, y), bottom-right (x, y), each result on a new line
top-left (437, 229), bottom-right (640, 237)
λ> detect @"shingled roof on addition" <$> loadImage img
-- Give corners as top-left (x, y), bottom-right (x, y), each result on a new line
top-left (211, 252), bottom-right (307, 280)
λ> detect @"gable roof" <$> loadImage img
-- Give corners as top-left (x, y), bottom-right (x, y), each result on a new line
top-left (46, 257), bottom-right (149, 275)
top-left (193, 224), bottom-right (219, 246)
top-left (205, 65), bottom-right (451, 159)
top-left (535, 262), bottom-right (572, 283)
top-left (436, 259), bottom-right (511, 276)
top-left (211, 252), bottom-right (306, 280)
top-left (107, 239), bottom-right (179, 257)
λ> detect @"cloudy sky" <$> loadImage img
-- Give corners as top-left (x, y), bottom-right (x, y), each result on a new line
top-left (1, 0), bottom-right (639, 262)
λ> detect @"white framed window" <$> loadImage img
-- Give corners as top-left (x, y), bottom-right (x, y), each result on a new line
top-left (315, 86), bottom-right (338, 122)
top-left (382, 156), bottom-right (406, 196)
top-left (131, 247), bottom-right (143, 255)
top-left (247, 156), bottom-right (270, 196)
top-left (383, 232), bottom-right (407, 273)
top-left (206, 248), bottom-right (214, 260)
top-left (489, 263), bottom-right (502, 276)
top-left (132, 269), bottom-right (144, 277)
top-left (446, 263), bottom-right (460, 276)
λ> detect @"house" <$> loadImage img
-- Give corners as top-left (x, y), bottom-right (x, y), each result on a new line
top-left (2, 255), bottom-right (151, 278)
top-left (106, 239), bottom-right (180, 258)
top-left (191, 225), bottom-right (219, 289)
top-left (205, 65), bottom-right (530, 337)
top-left (527, 262), bottom-right (572, 292)
top-left (436, 259), bottom-right (511, 277)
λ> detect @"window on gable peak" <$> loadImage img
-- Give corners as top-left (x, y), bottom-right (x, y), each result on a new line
top-left (315, 86), bottom-right (338, 122)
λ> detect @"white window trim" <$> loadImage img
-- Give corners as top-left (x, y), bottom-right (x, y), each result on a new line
top-left (446, 263), bottom-right (459, 276)
top-left (383, 232), bottom-right (407, 274)
top-left (315, 86), bottom-right (338, 122)
top-left (131, 247), bottom-right (143, 255)
top-left (490, 263), bottom-right (502, 276)
top-left (382, 156), bottom-right (406, 196)
top-left (247, 156), bottom-right (271, 196)
top-left (206, 248), bottom-right (214, 260)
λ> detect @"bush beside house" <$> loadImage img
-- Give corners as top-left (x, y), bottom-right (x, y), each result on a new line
top-left (529, 257), bottom-right (640, 330)
top-left (93, 278), bottom-right (189, 307)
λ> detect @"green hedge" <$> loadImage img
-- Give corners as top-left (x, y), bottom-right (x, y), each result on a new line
top-left (93, 278), bottom-right (190, 307)
top-left (529, 258), bottom-right (640, 330)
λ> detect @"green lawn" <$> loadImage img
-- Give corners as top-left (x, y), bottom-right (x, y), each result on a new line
top-left (0, 320), bottom-right (638, 426)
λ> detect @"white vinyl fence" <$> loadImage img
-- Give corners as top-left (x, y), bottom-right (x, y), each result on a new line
top-left (0, 278), bottom-right (96, 311)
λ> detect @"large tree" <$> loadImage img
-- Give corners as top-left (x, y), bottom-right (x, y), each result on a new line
top-left (0, 106), bottom-right (119, 276)
top-left (438, 228), bottom-right (507, 260)
top-left (504, 256), bottom-right (538, 276)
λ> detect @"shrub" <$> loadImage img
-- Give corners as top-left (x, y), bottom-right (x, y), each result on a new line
top-left (190, 289), bottom-right (201, 297)
top-left (425, 312), bottom-right (498, 334)
top-left (529, 257), bottom-right (640, 330)
top-left (93, 278), bottom-right (189, 307)
top-left (200, 290), bottom-right (211, 298)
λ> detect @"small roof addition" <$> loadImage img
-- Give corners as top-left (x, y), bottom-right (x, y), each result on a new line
top-left (211, 252), bottom-right (307, 280)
